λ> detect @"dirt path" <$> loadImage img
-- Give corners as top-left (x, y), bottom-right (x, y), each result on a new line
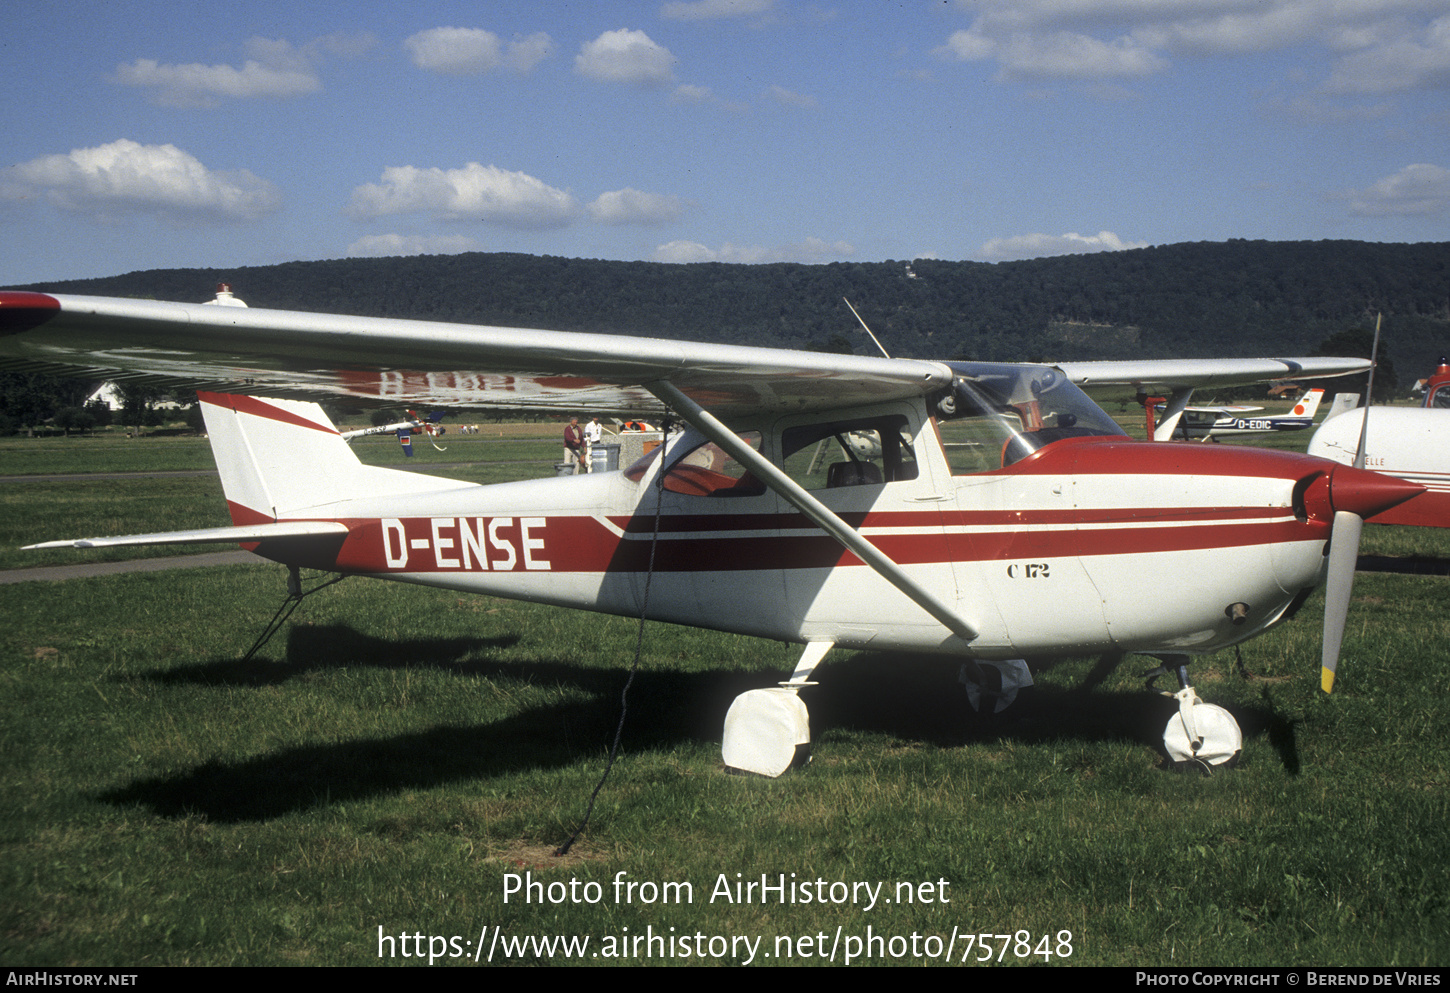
top-left (0, 550), bottom-right (264, 584)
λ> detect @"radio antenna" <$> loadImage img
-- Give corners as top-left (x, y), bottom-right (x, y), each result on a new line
top-left (844, 298), bottom-right (891, 359)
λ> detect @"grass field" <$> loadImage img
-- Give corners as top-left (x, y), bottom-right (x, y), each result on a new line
top-left (1, 416), bottom-right (1447, 968)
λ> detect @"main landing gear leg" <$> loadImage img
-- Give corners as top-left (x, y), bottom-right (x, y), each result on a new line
top-left (1145, 656), bottom-right (1242, 772)
top-left (721, 641), bottom-right (830, 777)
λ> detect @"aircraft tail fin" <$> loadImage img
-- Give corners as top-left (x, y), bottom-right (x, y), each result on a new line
top-left (1290, 387), bottom-right (1325, 419)
top-left (1324, 392), bottom-right (1360, 421)
top-left (198, 392), bottom-right (471, 524)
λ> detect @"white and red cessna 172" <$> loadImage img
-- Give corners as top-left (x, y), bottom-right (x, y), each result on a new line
top-left (0, 289), bottom-right (1416, 775)
top-left (1307, 359), bottom-right (1450, 529)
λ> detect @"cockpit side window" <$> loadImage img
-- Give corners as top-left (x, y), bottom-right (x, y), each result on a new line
top-left (779, 415), bottom-right (918, 491)
top-left (1430, 385), bottom-right (1450, 409)
top-left (623, 432), bottom-right (766, 497)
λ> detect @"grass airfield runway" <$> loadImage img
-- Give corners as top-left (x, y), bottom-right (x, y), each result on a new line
top-left (1, 422), bottom-right (1446, 967)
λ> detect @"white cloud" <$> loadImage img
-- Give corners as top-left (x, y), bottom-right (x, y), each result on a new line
top-left (111, 36), bottom-right (337, 107)
top-left (347, 163), bottom-right (576, 228)
top-left (979, 230), bottom-right (1148, 260)
top-left (1005, 31), bottom-right (1167, 78)
top-left (575, 29), bottom-right (678, 86)
top-left (1342, 163), bottom-right (1450, 216)
top-left (588, 188), bottom-right (688, 225)
top-left (113, 57), bottom-right (317, 108)
top-left (404, 27), bottom-right (553, 75)
top-left (5, 139), bottom-right (280, 222)
top-left (661, 0), bottom-right (773, 21)
top-left (653, 236), bottom-right (854, 264)
top-left (941, 2), bottom-right (1450, 90)
top-left (405, 28), bottom-right (501, 74)
top-left (346, 233), bottom-right (482, 257)
top-left (1325, 15), bottom-right (1450, 94)
top-left (951, 0), bottom-right (1317, 43)
top-left (654, 241), bottom-right (717, 263)
top-left (938, 26), bottom-right (1165, 78)
top-left (939, 29), bottom-right (997, 62)
top-left (767, 84), bottom-right (817, 108)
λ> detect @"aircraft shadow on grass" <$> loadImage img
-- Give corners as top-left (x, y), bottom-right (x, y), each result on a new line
top-left (102, 624), bottom-right (1299, 823)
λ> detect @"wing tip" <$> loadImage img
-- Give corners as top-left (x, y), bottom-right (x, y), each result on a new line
top-left (0, 292), bottom-right (61, 335)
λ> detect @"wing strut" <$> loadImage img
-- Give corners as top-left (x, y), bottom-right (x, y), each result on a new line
top-left (646, 380), bottom-right (978, 645)
top-left (1152, 389), bottom-right (1195, 441)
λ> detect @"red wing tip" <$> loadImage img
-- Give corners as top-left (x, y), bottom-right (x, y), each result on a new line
top-left (0, 292), bottom-right (62, 335)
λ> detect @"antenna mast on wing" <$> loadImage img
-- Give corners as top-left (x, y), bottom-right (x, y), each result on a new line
top-left (844, 298), bottom-right (891, 359)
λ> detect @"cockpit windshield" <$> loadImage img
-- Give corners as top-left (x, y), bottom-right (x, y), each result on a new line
top-left (937, 361), bottom-right (1126, 474)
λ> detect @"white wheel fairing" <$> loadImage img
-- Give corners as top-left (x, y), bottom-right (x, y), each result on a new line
top-left (1163, 701), bottom-right (1242, 769)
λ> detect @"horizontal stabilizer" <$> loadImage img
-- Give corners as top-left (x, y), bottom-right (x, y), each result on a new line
top-left (25, 520), bottom-right (350, 550)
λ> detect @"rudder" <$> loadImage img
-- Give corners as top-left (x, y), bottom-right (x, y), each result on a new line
top-left (198, 393), bottom-right (471, 524)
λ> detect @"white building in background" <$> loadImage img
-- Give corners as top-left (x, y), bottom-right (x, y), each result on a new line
top-left (86, 285), bottom-right (246, 412)
top-left (84, 382), bottom-right (122, 411)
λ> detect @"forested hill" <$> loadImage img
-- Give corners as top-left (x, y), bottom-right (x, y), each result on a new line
top-left (13, 239), bottom-right (1450, 385)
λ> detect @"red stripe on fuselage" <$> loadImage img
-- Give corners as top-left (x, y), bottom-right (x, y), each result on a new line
top-left (219, 433), bottom-right (1341, 573)
top-left (255, 507), bottom-right (1323, 576)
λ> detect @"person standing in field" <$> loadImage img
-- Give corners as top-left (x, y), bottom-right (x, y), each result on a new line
top-left (564, 417), bottom-right (584, 474)
top-left (583, 415), bottom-right (603, 472)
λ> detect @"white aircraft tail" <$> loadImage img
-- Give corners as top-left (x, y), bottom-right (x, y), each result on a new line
top-left (198, 392), bottom-right (471, 524)
top-left (1289, 387), bottom-right (1324, 419)
top-left (1323, 392), bottom-right (1360, 421)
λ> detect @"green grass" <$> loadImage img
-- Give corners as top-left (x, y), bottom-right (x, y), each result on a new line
top-left (0, 431), bottom-right (559, 477)
top-left (2, 570), bottom-right (1446, 966)
top-left (0, 434), bottom-right (558, 570)
top-left (1, 422), bottom-right (1447, 967)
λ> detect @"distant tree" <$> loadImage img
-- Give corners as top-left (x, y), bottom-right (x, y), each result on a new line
top-left (52, 406), bottom-right (96, 437)
top-left (0, 372), bottom-right (88, 435)
top-left (805, 333), bottom-right (854, 355)
top-left (184, 402), bottom-right (206, 434)
top-left (1313, 325), bottom-right (1398, 399)
top-left (84, 398), bottom-right (112, 429)
top-left (13, 239), bottom-right (1450, 388)
top-left (114, 383), bottom-right (163, 434)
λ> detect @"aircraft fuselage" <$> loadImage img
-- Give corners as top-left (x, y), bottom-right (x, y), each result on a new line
top-left (243, 395), bottom-right (1345, 663)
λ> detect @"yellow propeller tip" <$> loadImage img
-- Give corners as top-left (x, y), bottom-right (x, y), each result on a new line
top-left (1321, 667), bottom-right (1336, 693)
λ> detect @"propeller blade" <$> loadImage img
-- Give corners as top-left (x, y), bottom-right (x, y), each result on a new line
top-left (1317, 460), bottom-right (1423, 694)
top-left (1321, 509), bottom-right (1364, 693)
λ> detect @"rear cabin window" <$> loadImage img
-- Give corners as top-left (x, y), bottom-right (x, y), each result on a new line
top-left (623, 432), bottom-right (766, 497)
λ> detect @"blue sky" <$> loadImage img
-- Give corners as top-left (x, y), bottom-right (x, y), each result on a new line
top-left (3, 0), bottom-right (1448, 285)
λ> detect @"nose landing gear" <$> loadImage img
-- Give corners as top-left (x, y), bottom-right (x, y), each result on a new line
top-left (1147, 657), bottom-right (1242, 772)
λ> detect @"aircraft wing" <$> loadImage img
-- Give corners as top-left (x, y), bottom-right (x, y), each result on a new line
top-left (1059, 357), bottom-right (1369, 396)
top-left (0, 292), bottom-right (953, 418)
top-left (1, 292), bottom-right (1372, 419)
